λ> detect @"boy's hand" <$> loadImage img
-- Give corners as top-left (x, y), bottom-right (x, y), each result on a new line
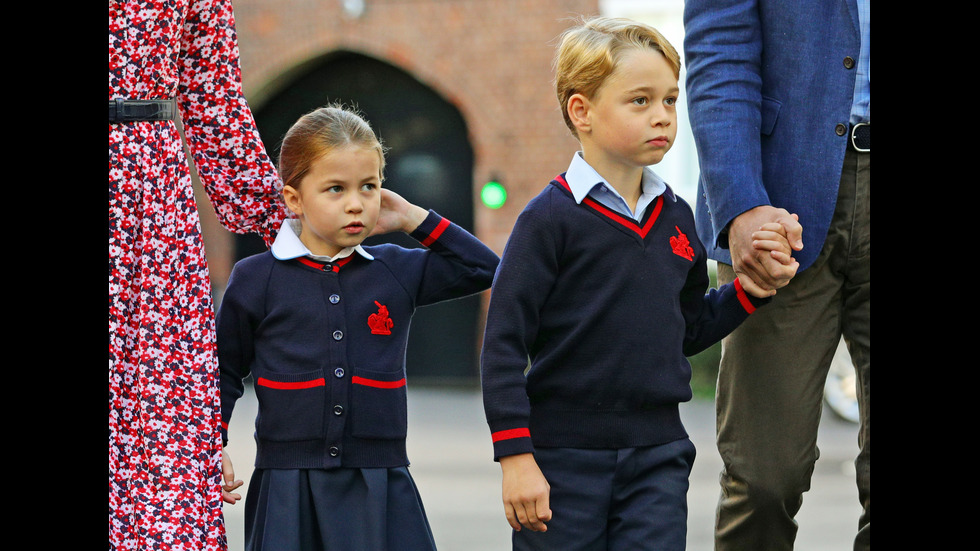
top-left (221, 448), bottom-right (244, 505)
top-left (751, 222), bottom-right (800, 268)
top-left (739, 221), bottom-right (800, 298)
top-left (370, 189), bottom-right (428, 236)
top-left (499, 453), bottom-right (552, 532)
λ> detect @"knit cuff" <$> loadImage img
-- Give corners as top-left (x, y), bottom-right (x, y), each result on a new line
top-left (489, 424), bottom-right (535, 461)
top-left (733, 277), bottom-right (773, 314)
top-left (410, 210), bottom-right (452, 248)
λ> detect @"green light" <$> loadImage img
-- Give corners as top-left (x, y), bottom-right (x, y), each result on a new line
top-left (481, 181), bottom-right (507, 209)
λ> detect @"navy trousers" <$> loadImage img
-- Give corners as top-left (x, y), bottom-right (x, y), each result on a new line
top-left (514, 438), bottom-right (696, 551)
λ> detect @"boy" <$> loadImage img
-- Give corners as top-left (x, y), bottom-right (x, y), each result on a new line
top-left (479, 17), bottom-right (798, 550)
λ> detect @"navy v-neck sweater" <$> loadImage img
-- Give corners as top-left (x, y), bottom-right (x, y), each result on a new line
top-left (481, 175), bottom-right (769, 459)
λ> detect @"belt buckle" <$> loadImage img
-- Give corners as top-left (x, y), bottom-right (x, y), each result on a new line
top-left (850, 122), bottom-right (870, 153)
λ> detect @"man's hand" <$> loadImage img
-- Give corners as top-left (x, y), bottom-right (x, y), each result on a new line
top-left (729, 206), bottom-right (803, 296)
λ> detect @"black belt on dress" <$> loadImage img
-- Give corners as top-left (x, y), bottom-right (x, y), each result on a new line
top-left (849, 122), bottom-right (870, 153)
top-left (109, 99), bottom-right (176, 123)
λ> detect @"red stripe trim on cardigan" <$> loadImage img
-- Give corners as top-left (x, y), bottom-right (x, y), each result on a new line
top-left (491, 427), bottom-right (531, 443)
top-left (352, 376), bottom-right (407, 389)
top-left (555, 174), bottom-right (663, 238)
top-left (256, 377), bottom-right (326, 389)
top-left (733, 277), bottom-right (756, 314)
top-left (421, 217), bottom-right (451, 247)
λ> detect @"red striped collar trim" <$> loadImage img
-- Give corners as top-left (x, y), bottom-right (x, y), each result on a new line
top-left (554, 174), bottom-right (663, 239)
top-left (296, 254), bottom-right (355, 272)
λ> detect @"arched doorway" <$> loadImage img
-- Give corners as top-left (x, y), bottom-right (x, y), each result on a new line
top-left (245, 51), bottom-right (480, 383)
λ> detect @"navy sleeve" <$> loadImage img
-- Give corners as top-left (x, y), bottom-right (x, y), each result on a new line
top-left (480, 193), bottom-right (558, 460)
top-left (683, 0), bottom-right (770, 249)
top-left (679, 257), bottom-right (770, 357)
top-left (215, 256), bottom-right (268, 446)
top-left (407, 209), bottom-right (499, 306)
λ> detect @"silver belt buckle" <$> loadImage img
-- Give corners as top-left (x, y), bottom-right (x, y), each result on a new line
top-left (850, 122), bottom-right (870, 153)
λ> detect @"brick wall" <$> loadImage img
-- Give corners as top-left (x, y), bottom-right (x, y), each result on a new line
top-left (199, 0), bottom-right (597, 268)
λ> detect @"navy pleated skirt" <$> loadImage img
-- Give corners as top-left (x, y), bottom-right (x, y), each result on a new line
top-left (243, 466), bottom-right (437, 551)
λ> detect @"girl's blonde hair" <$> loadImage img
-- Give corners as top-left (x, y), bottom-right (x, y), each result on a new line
top-left (278, 103), bottom-right (387, 190)
top-left (554, 16), bottom-right (681, 137)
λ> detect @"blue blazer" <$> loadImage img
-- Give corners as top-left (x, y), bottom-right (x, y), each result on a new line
top-left (683, 0), bottom-right (862, 271)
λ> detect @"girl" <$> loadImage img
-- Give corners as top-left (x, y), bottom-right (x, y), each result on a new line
top-left (217, 105), bottom-right (499, 550)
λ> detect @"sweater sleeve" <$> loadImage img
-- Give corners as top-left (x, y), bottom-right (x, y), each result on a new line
top-left (480, 194), bottom-right (558, 460)
top-left (178, 0), bottom-right (287, 247)
top-left (683, 0), bottom-right (770, 250)
top-left (407, 210), bottom-right (500, 306)
top-left (679, 255), bottom-right (770, 357)
top-left (215, 257), bottom-right (267, 445)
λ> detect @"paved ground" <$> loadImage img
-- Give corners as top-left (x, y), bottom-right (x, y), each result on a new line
top-left (223, 385), bottom-right (861, 550)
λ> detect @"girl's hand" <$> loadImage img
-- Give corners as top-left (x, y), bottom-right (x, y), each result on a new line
top-left (370, 189), bottom-right (428, 236)
top-left (221, 448), bottom-right (244, 505)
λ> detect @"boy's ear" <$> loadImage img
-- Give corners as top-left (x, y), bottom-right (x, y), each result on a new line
top-left (282, 185), bottom-right (303, 216)
top-left (567, 93), bottom-right (592, 135)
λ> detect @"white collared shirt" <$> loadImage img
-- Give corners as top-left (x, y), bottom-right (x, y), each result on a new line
top-left (270, 219), bottom-right (375, 262)
top-left (564, 152), bottom-right (667, 221)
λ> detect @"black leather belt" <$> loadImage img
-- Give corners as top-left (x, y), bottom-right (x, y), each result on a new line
top-left (850, 122), bottom-right (870, 153)
top-left (109, 99), bottom-right (176, 123)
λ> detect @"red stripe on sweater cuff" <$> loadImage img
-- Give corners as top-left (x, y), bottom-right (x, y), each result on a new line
top-left (421, 217), bottom-right (451, 247)
top-left (733, 277), bottom-right (756, 314)
top-left (256, 377), bottom-right (326, 389)
top-left (352, 376), bottom-right (407, 389)
top-left (492, 428), bottom-right (531, 443)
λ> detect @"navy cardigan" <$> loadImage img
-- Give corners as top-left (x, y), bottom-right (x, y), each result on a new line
top-left (218, 211), bottom-right (499, 469)
top-left (481, 176), bottom-right (770, 460)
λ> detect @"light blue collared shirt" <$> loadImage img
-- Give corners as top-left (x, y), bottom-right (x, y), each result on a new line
top-left (271, 219), bottom-right (375, 262)
top-left (564, 152), bottom-right (668, 221)
top-left (850, 0), bottom-right (870, 124)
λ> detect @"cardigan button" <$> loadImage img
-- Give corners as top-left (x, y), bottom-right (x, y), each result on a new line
top-left (334, 367), bottom-right (345, 378)
top-left (843, 56), bottom-right (855, 69)
top-left (835, 123), bottom-right (848, 136)
top-left (333, 405), bottom-right (344, 416)
top-left (329, 446), bottom-right (340, 457)
top-left (333, 330), bottom-right (344, 341)
top-left (329, 294), bottom-right (340, 304)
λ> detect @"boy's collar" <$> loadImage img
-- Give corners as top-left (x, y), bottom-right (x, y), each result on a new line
top-left (564, 151), bottom-right (670, 204)
top-left (271, 219), bottom-right (375, 262)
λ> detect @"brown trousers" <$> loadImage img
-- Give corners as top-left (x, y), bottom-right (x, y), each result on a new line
top-left (715, 148), bottom-right (870, 551)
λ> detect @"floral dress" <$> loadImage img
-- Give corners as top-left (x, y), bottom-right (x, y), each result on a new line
top-left (109, 0), bottom-right (285, 548)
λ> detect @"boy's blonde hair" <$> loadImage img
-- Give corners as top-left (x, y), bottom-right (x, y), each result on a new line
top-left (278, 103), bottom-right (387, 190)
top-left (555, 16), bottom-right (681, 137)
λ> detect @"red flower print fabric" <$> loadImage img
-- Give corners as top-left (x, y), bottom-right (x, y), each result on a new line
top-left (109, 1), bottom-right (285, 548)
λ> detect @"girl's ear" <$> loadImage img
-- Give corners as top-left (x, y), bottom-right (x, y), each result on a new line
top-left (282, 185), bottom-right (304, 217)
top-left (567, 93), bottom-right (592, 135)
